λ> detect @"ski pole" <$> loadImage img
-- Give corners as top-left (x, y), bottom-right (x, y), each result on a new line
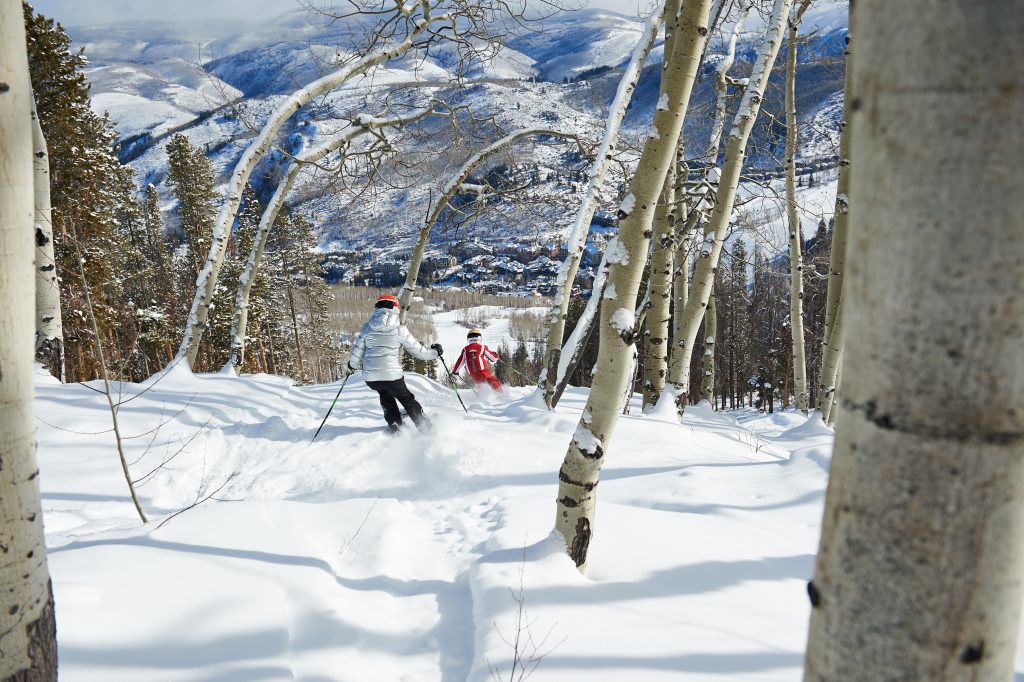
top-left (438, 356), bottom-right (469, 413)
top-left (312, 373), bottom-right (352, 442)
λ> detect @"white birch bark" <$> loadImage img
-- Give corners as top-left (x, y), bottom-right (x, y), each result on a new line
top-left (666, 199), bottom-right (703, 396)
top-left (177, 0), bottom-right (444, 367)
top-left (555, 0), bottom-right (712, 571)
top-left (699, 266), bottom-right (716, 404)
top-left (705, 5), bottom-right (749, 165)
top-left (541, 5), bottom-right (664, 409)
top-left (398, 127), bottom-right (576, 321)
top-left (548, 243), bottom-right (611, 407)
top-left (827, 352), bottom-right (842, 427)
top-left (667, 5), bottom-right (746, 407)
top-left (642, 163), bottom-right (675, 410)
top-left (0, 1), bottom-right (58, 673)
top-left (224, 108), bottom-right (438, 373)
top-left (804, 0), bottom-right (1024, 678)
top-left (785, 0), bottom-right (812, 413)
top-left (672, 0), bottom-right (793, 411)
top-left (31, 96), bottom-right (63, 382)
top-left (816, 13), bottom-right (854, 423)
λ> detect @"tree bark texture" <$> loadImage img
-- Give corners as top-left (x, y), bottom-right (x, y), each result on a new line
top-left (816, 8), bottom-right (854, 422)
top-left (666, 198), bottom-right (702, 397)
top-left (672, 0), bottom-right (792, 409)
top-left (667, 3), bottom-right (746, 409)
top-left (0, 1), bottom-right (58, 675)
top-left (554, 0), bottom-right (712, 571)
top-left (641, 143), bottom-right (676, 410)
top-left (804, 1), bottom-right (1024, 679)
top-left (699, 264), bottom-right (716, 405)
top-left (542, 5), bottom-right (664, 408)
top-left (551, 245), bottom-right (611, 408)
top-left (30, 97), bottom-right (62, 382)
top-left (785, 1), bottom-right (812, 414)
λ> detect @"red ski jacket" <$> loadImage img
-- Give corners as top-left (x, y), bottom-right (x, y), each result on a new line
top-left (453, 340), bottom-right (498, 378)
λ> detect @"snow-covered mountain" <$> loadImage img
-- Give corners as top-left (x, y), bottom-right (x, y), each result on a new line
top-left (67, 4), bottom-right (847, 282)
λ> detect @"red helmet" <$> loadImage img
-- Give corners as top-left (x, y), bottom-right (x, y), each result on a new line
top-left (375, 294), bottom-right (400, 310)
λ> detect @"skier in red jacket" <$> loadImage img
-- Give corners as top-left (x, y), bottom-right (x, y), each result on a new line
top-left (452, 329), bottom-right (503, 391)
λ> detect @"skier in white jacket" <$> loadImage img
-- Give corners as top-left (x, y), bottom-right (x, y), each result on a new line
top-left (347, 294), bottom-right (442, 432)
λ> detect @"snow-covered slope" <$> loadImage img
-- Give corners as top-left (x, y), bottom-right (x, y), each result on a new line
top-left (36, 351), bottom-right (831, 681)
top-left (35, 350), bottom-right (1024, 680)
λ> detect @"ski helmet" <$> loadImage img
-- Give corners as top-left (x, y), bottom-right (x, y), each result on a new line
top-left (467, 328), bottom-right (482, 340)
top-left (375, 294), bottom-right (400, 310)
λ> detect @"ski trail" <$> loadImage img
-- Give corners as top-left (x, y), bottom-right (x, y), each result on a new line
top-left (37, 358), bottom-right (842, 681)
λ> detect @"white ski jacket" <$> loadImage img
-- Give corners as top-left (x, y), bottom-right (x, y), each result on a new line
top-left (348, 308), bottom-right (438, 382)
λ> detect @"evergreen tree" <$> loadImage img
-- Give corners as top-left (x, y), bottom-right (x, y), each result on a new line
top-left (561, 296), bottom-right (601, 390)
top-left (512, 337), bottom-right (530, 384)
top-left (720, 240), bottom-right (752, 408)
top-left (141, 184), bottom-right (165, 269)
top-left (166, 133), bottom-right (216, 284)
top-left (25, 3), bottom-right (151, 380)
top-left (209, 185), bottom-right (266, 371)
top-left (495, 340), bottom-right (513, 385)
top-left (165, 133), bottom-right (218, 368)
top-left (266, 211), bottom-right (337, 383)
top-left (134, 183), bottom-right (178, 365)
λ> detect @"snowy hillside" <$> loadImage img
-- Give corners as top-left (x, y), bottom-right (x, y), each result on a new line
top-left (38, 348), bottom-right (836, 681)
top-left (64, 4), bottom-right (847, 265)
top-left (35, 350), bottom-right (1024, 680)
top-left (72, 21), bottom-right (243, 138)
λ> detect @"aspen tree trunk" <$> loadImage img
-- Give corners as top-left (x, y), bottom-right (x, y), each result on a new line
top-left (550, 248), bottom-right (610, 407)
top-left (177, 0), bottom-right (443, 367)
top-left (641, 169), bottom-right (674, 410)
top-left (544, 5), bottom-right (665, 409)
top-left (555, 0), bottom-right (712, 571)
top-left (666, 203), bottom-right (702, 396)
top-left (667, 5), bottom-right (747, 408)
top-left (673, 0), bottom-right (792, 410)
top-left (224, 108), bottom-right (437, 372)
top-left (398, 127), bottom-right (576, 321)
top-left (699, 269), bottom-right (716, 404)
top-left (804, 0), bottom-right (1024, 678)
top-left (0, 1), bottom-right (58, 674)
top-left (30, 97), bottom-right (63, 382)
top-left (819, 291), bottom-right (845, 422)
top-left (827, 353), bottom-right (842, 427)
top-left (69, 228), bottom-right (148, 524)
top-left (816, 8), bottom-right (854, 422)
top-left (785, 0), bottom-right (812, 413)
top-left (667, 245), bottom-right (688, 388)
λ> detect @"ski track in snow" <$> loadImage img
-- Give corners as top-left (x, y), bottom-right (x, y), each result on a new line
top-left (33, 312), bottom-right (1024, 680)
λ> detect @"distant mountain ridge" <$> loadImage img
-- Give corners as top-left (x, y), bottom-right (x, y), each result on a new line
top-left (65, 3), bottom-right (848, 279)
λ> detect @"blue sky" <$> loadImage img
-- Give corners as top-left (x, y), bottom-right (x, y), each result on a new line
top-left (32, 0), bottom-right (647, 26)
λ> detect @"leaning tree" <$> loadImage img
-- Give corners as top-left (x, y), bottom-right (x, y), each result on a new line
top-left (176, 0), bottom-right (556, 369)
top-left (554, 0), bottom-right (714, 570)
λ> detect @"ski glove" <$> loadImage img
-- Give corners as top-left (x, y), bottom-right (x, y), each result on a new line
top-left (430, 343), bottom-right (443, 357)
top-left (345, 362), bottom-right (358, 376)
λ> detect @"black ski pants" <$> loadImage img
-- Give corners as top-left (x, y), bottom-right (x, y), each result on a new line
top-left (365, 377), bottom-right (428, 429)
